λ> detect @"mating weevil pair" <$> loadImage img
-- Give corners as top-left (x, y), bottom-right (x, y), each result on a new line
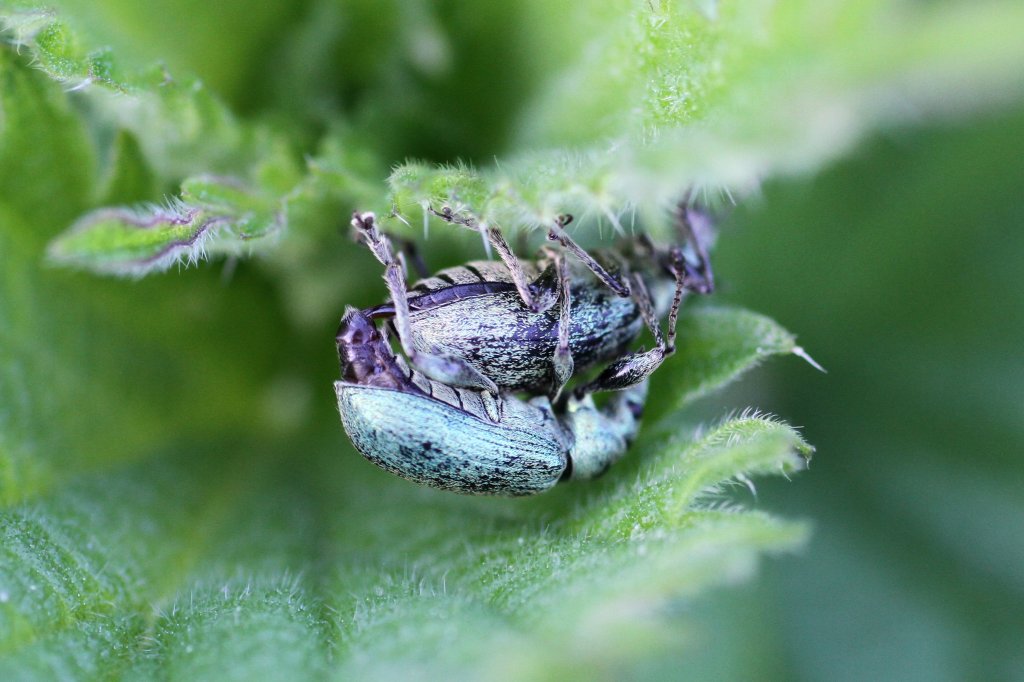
top-left (334, 204), bottom-right (715, 495)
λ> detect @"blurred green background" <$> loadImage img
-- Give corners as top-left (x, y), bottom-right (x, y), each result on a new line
top-left (716, 108), bottom-right (1024, 680)
top-left (2, 0), bottom-right (1023, 679)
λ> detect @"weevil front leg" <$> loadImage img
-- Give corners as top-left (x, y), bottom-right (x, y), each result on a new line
top-left (562, 381), bottom-right (648, 480)
top-left (351, 212), bottom-right (499, 393)
top-left (428, 206), bottom-right (557, 313)
top-left (547, 214), bottom-right (632, 298)
top-left (349, 221), bottom-right (432, 280)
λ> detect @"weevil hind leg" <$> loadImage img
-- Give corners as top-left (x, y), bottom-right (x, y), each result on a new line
top-left (352, 211), bottom-right (499, 393)
top-left (574, 266), bottom-right (683, 396)
top-left (546, 248), bottom-right (574, 402)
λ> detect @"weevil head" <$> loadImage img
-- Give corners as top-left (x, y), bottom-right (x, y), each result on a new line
top-left (336, 307), bottom-right (394, 385)
top-left (336, 306), bottom-right (378, 347)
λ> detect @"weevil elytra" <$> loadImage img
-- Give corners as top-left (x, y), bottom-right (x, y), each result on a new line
top-left (351, 205), bottom-right (714, 401)
top-left (335, 307), bottom-right (648, 495)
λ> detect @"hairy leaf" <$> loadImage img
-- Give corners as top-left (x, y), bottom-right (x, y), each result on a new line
top-left (6, 0), bottom-right (1023, 273)
top-left (3, 0), bottom-right (1019, 678)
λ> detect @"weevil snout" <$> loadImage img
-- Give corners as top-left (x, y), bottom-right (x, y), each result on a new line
top-left (337, 307), bottom-right (402, 386)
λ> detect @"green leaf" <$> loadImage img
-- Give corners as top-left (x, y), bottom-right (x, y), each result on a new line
top-left (0, 412), bottom-right (810, 679)
top-left (383, 0), bottom-right (1024, 237)
top-left (714, 108), bottom-right (1024, 680)
top-left (4, 0), bottom-right (1020, 678)
top-left (47, 176), bottom-right (285, 277)
top-left (11, 0), bottom-right (1024, 275)
top-left (0, 46), bottom-right (94, 230)
top-left (2, 163), bottom-right (814, 679)
top-left (0, 6), bottom-right (392, 277)
top-left (98, 129), bottom-right (157, 206)
top-left (0, 50), bottom-right (291, 503)
top-left (657, 305), bottom-right (819, 414)
top-left (46, 202), bottom-right (222, 276)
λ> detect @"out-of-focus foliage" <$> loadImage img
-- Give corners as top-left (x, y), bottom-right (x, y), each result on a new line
top-left (1, 0), bottom-right (1022, 679)
top-left (5, 0), bottom-right (1023, 277)
top-left (716, 107), bottom-right (1024, 681)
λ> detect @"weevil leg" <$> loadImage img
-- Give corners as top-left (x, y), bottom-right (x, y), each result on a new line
top-left (350, 219), bottom-right (432, 280)
top-left (664, 246), bottom-right (686, 355)
top-left (351, 212), bottom-right (499, 393)
top-left (428, 206), bottom-right (556, 313)
top-left (486, 225), bottom-right (558, 313)
top-left (547, 214), bottom-right (632, 298)
top-left (548, 248), bottom-right (574, 402)
top-left (574, 259), bottom-right (686, 396)
top-left (673, 199), bottom-right (716, 295)
top-left (385, 232), bottom-right (431, 279)
top-left (562, 380), bottom-right (648, 481)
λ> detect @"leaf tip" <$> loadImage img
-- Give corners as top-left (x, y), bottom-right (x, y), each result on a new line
top-left (791, 345), bottom-right (826, 373)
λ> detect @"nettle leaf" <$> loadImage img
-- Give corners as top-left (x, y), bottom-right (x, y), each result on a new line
top-left (0, 7), bottom-right (252, 176)
top-left (6, 0), bottom-right (1018, 677)
top-left (384, 0), bottom-right (1024, 236)
top-left (8, 1), bottom-right (1022, 275)
top-left (47, 177), bottom-right (284, 277)
top-left (0, 6), bottom-right (381, 277)
top-left (0, 292), bottom-right (811, 677)
top-left (327, 413), bottom-right (810, 679)
top-left (0, 47), bottom-right (288, 506)
top-left (657, 305), bottom-right (823, 414)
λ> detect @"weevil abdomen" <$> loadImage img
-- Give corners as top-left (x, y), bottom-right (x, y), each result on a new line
top-left (335, 382), bottom-right (569, 495)
top-left (408, 260), bottom-right (529, 293)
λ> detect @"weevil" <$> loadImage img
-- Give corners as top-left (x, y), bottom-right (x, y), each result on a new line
top-left (335, 306), bottom-right (649, 495)
top-left (351, 205), bottom-right (714, 400)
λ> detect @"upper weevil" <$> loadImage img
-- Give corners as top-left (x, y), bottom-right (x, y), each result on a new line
top-left (351, 203), bottom-right (714, 401)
